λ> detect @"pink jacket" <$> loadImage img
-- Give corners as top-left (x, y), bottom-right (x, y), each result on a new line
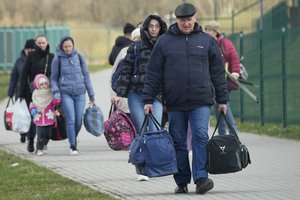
top-left (217, 36), bottom-right (240, 91)
top-left (30, 98), bottom-right (61, 126)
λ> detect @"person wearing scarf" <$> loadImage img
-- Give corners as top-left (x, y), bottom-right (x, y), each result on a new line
top-left (29, 74), bottom-right (61, 156)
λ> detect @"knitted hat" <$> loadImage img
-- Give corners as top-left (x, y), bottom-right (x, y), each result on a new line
top-left (123, 23), bottom-right (136, 34)
top-left (205, 21), bottom-right (222, 34)
top-left (175, 3), bottom-right (196, 18)
top-left (24, 39), bottom-right (35, 49)
top-left (131, 28), bottom-right (140, 40)
top-left (33, 74), bottom-right (49, 89)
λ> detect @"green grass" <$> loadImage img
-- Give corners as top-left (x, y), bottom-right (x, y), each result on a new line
top-left (0, 150), bottom-right (116, 200)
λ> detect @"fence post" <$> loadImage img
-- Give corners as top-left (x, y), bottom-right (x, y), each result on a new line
top-left (259, 30), bottom-right (265, 126)
top-left (281, 27), bottom-right (287, 128)
top-left (239, 31), bottom-right (244, 123)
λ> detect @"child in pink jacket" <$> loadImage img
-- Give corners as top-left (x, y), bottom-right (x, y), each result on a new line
top-left (30, 74), bottom-right (61, 155)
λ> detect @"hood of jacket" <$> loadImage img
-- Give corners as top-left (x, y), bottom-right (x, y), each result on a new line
top-left (140, 15), bottom-right (168, 48)
top-left (58, 35), bottom-right (75, 51)
top-left (114, 36), bottom-right (132, 48)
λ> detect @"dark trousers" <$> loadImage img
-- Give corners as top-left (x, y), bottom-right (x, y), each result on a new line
top-left (36, 125), bottom-right (51, 150)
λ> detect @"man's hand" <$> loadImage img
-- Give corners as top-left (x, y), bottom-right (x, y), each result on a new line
top-left (218, 104), bottom-right (227, 115)
top-left (144, 104), bottom-right (153, 114)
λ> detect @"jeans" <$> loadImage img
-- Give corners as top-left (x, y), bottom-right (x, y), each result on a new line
top-left (36, 125), bottom-right (51, 150)
top-left (214, 101), bottom-right (237, 135)
top-left (61, 93), bottom-right (86, 149)
top-left (168, 106), bottom-right (210, 185)
top-left (128, 91), bottom-right (163, 134)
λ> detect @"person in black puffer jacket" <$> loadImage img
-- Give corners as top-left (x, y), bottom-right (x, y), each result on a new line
top-left (19, 35), bottom-right (54, 153)
top-left (114, 15), bottom-right (167, 181)
top-left (108, 23), bottom-right (136, 65)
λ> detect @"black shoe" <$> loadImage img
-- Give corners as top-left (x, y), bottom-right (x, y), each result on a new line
top-left (195, 178), bottom-right (214, 194)
top-left (20, 134), bottom-right (26, 143)
top-left (175, 184), bottom-right (188, 194)
top-left (27, 139), bottom-right (34, 153)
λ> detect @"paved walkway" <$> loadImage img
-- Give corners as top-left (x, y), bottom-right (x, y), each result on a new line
top-left (1, 69), bottom-right (300, 200)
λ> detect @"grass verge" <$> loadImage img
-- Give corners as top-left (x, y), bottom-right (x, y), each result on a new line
top-left (0, 149), bottom-right (116, 200)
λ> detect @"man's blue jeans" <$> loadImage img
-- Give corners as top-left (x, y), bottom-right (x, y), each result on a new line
top-left (214, 101), bottom-right (237, 135)
top-left (168, 106), bottom-right (210, 185)
top-left (128, 91), bottom-right (163, 134)
top-left (61, 93), bottom-right (86, 149)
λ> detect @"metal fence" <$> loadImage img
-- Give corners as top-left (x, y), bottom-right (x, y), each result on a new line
top-left (228, 26), bottom-right (300, 127)
top-left (0, 25), bottom-right (70, 71)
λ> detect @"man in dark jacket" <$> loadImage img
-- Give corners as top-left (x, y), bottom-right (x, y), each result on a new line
top-left (143, 3), bottom-right (229, 195)
top-left (7, 38), bottom-right (35, 143)
top-left (19, 35), bottom-right (54, 153)
top-left (108, 22), bottom-right (135, 65)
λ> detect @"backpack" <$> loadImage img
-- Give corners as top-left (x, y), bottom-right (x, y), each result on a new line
top-left (111, 41), bottom-right (141, 94)
top-left (103, 104), bottom-right (136, 150)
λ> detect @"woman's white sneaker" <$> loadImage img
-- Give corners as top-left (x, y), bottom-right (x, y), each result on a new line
top-left (137, 175), bottom-right (149, 181)
top-left (70, 149), bottom-right (79, 156)
top-left (37, 150), bottom-right (44, 156)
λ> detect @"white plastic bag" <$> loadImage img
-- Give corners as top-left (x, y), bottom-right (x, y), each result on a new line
top-left (12, 99), bottom-right (31, 133)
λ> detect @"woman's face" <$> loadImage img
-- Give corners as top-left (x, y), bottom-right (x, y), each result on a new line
top-left (62, 40), bottom-right (73, 54)
top-left (148, 19), bottom-right (161, 39)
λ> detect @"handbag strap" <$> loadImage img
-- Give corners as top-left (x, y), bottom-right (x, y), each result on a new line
top-left (43, 54), bottom-right (49, 75)
top-left (108, 103), bottom-right (117, 118)
top-left (6, 97), bottom-right (14, 108)
top-left (211, 112), bottom-right (240, 141)
top-left (140, 113), bottom-right (162, 136)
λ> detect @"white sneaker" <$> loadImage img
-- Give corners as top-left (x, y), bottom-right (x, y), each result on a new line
top-left (137, 175), bottom-right (149, 181)
top-left (43, 145), bottom-right (47, 154)
top-left (70, 149), bottom-right (79, 156)
top-left (37, 150), bottom-right (44, 156)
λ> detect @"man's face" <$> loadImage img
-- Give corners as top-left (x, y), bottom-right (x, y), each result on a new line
top-left (148, 19), bottom-right (161, 39)
top-left (35, 36), bottom-right (48, 51)
top-left (176, 15), bottom-right (196, 34)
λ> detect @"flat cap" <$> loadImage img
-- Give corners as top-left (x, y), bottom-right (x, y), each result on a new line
top-left (175, 3), bottom-right (196, 18)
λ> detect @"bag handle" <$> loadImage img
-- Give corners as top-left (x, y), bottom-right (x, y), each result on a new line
top-left (108, 103), bottom-right (117, 118)
top-left (211, 112), bottom-right (240, 141)
top-left (6, 97), bottom-right (14, 108)
top-left (140, 113), bottom-right (162, 136)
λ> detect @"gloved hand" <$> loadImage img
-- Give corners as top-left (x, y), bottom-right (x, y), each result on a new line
top-left (54, 92), bottom-right (61, 100)
top-left (31, 108), bottom-right (37, 116)
top-left (231, 72), bottom-right (240, 81)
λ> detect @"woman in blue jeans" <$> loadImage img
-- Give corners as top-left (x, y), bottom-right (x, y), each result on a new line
top-left (51, 35), bottom-right (95, 156)
top-left (114, 15), bottom-right (168, 181)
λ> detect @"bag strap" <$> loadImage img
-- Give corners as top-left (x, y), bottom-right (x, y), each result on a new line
top-left (108, 103), bottom-right (117, 118)
top-left (6, 97), bottom-right (14, 108)
top-left (140, 113), bottom-right (162, 136)
top-left (43, 54), bottom-right (49, 75)
top-left (211, 112), bottom-right (240, 141)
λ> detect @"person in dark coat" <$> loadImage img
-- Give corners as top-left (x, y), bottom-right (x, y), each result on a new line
top-left (143, 3), bottom-right (229, 194)
top-left (7, 38), bottom-right (35, 143)
top-left (19, 35), bottom-right (54, 153)
top-left (108, 22), bottom-right (136, 65)
top-left (115, 15), bottom-right (167, 181)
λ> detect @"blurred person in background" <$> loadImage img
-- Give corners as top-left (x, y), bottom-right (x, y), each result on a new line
top-left (51, 35), bottom-right (95, 156)
top-left (7, 38), bottom-right (35, 143)
top-left (19, 35), bottom-right (54, 153)
top-left (110, 27), bottom-right (141, 117)
top-left (204, 20), bottom-right (240, 135)
top-left (108, 22), bottom-right (136, 65)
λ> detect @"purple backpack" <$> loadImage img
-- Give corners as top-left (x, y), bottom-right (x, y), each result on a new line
top-left (104, 104), bottom-right (136, 150)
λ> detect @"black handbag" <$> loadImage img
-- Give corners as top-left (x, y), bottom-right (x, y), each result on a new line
top-left (51, 107), bottom-right (67, 141)
top-left (207, 113), bottom-right (251, 174)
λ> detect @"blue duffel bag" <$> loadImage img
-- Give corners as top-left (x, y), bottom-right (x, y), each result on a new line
top-left (83, 104), bottom-right (104, 137)
top-left (129, 113), bottom-right (178, 178)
